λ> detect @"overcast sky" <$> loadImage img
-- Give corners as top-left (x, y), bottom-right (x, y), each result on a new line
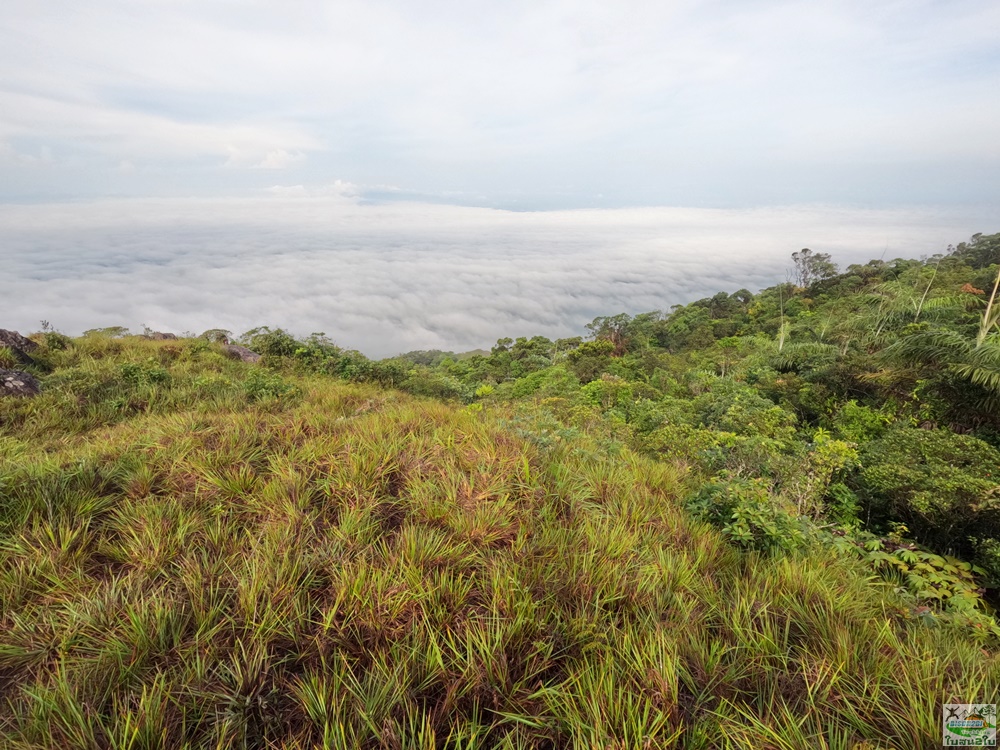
top-left (3, 0), bottom-right (999, 207)
top-left (2, 2), bottom-right (999, 355)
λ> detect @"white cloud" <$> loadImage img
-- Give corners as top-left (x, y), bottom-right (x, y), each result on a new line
top-left (1, 195), bottom-right (996, 357)
top-left (253, 150), bottom-right (305, 169)
top-left (0, 140), bottom-right (54, 165)
top-left (265, 184), bottom-right (308, 196)
top-left (0, 90), bottom-right (318, 167)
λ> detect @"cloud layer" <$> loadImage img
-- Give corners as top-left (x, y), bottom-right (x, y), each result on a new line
top-left (3, 194), bottom-right (996, 357)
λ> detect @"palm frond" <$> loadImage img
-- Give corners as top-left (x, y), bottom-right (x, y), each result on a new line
top-left (883, 329), bottom-right (973, 368)
top-left (769, 341), bottom-right (840, 372)
top-left (952, 340), bottom-right (1000, 394)
top-left (919, 295), bottom-right (968, 313)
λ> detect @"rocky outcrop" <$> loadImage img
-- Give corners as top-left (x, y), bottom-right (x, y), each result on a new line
top-left (151, 332), bottom-right (178, 340)
top-left (1, 369), bottom-right (40, 397)
top-left (0, 329), bottom-right (38, 353)
top-left (0, 329), bottom-right (38, 365)
top-left (222, 344), bottom-right (262, 363)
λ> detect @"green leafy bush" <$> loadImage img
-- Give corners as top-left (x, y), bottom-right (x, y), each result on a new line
top-left (688, 384), bottom-right (802, 480)
top-left (858, 535), bottom-right (1000, 638)
top-left (970, 536), bottom-right (1000, 585)
top-left (580, 375), bottom-right (634, 410)
top-left (785, 429), bottom-right (858, 518)
top-left (692, 381), bottom-right (797, 444)
top-left (828, 399), bottom-right (892, 442)
top-left (635, 421), bottom-right (721, 468)
top-left (241, 369), bottom-right (299, 402)
top-left (41, 331), bottom-right (71, 350)
top-left (400, 368), bottom-right (469, 401)
top-left (503, 365), bottom-right (580, 400)
top-left (855, 427), bottom-right (1000, 556)
top-left (687, 476), bottom-right (808, 553)
top-left (566, 339), bottom-right (615, 382)
top-left (240, 326), bottom-right (300, 358)
top-left (199, 328), bottom-right (233, 343)
top-left (824, 482), bottom-right (861, 526)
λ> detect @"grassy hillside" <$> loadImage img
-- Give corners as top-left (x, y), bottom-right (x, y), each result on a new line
top-left (1, 335), bottom-right (997, 748)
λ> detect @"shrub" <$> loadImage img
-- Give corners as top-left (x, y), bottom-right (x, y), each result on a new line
top-left (633, 421), bottom-right (720, 466)
top-left (82, 326), bottom-right (130, 338)
top-left (970, 536), bottom-right (1000, 585)
top-left (240, 326), bottom-right (300, 358)
top-left (505, 366), bottom-right (580, 400)
top-left (687, 477), bottom-right (809, 553)
top-left (566, 339), bottom-right (615, 382)
top-left (401, 369), bottom-right (469, 401)
top-left (41, 331), bottom-right (71, 351)
top-left (855, 427), bottom-right (1000, 557)
top-left (200, 328), bottom-right (233, 343)
top-left (366, 360), bottom-right (410, 388)
top-left (625, 398), bottom-right (670, 435)
top-left (824, 482), bottom-right (861, 526)
top-left (784, 429), bottom-right (858, 518)
top-left (580, 375), bottom-right (633, 410)
top-left (829, 400), bottom-right (892, 442)
top-left (241, 369), bottom-right (299, 402)
top-left (292, 333), bottom-right (344, 370)
top-left (860, 535), bottom-right (1000, 637)
top-left (692, 381), bottom-right (797, 444)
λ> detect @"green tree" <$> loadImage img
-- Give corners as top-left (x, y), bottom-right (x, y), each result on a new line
top-left (792, 248), bottom-right (838, 288)
top-left (950, 232), bottom-right (1000, 269)
top-left (586, 314), bottom-right (633, 355)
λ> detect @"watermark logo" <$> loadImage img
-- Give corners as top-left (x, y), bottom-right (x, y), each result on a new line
top-left (944, 704), bottom-right (996, 746)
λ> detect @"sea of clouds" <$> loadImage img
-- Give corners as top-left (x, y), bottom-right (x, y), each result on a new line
top-left (2, 193), bottom-right (997, 357)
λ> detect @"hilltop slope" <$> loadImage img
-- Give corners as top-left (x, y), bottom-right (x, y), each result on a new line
top-left (0, 335), bottom-right (996, 748)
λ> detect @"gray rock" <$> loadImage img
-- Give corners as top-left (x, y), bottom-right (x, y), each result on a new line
top-left (150, 332), bottom-right (178, 340)
top-left (1, 368), bottom-right (40, 397)
top-left (0, 329), bottom-right (38, 365)
top-left (222, 344), bottom-right (262, 363)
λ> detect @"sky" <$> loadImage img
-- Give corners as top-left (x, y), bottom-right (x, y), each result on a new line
top-left (2, 1), bottom-right (999, 354)
top-left (3, 0), bottom-right (1000, 207)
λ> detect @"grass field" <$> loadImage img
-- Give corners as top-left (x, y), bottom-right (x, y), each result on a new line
top-left (0, 335), bottom-right (997, 748)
